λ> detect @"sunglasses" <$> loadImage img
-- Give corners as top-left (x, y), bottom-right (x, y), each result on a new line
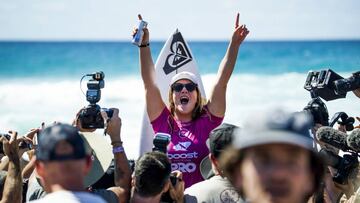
top-left (171, 82), bottom-right (197, 92)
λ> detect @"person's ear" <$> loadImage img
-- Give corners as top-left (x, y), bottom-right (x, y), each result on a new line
top-left (83, 155), bottom-right (92, 175)
top-left (162, 180), bottom-right (170, 194)
top-left (131, 177), bottom-right (136, 187)
top-left (35, 161), bottom-right (45, 178)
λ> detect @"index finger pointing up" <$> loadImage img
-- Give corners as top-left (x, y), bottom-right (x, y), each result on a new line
top-left (235, 13), bottom-right (240, 28)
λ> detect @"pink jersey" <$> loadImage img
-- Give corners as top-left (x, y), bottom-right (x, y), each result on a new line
top-left (151, 106), bottom-right (223, 188)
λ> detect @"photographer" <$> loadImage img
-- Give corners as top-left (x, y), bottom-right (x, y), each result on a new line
top-left (130, 151), bottom-right (184, 203)
top-left (26, 108), bottom-right (132, 203)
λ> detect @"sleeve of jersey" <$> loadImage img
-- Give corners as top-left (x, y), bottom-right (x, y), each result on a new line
top-left (150, 107), bottom-right (172, 135)
top-left (205, 105), bottom-right (224, 127)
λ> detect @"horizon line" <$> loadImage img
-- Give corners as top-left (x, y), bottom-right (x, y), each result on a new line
top-left (1, 38), bottom-right (360, 43)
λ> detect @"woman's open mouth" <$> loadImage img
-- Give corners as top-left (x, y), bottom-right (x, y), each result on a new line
top-left (180, 96), bottom-right (189, 105)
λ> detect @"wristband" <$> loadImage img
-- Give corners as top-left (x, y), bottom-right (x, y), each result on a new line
top-left (139, 43), bottom-right (150, 48)
top-left (112, 146), bottom-right (124, 154)
top-left (111, 141), bottom-right (123, 146)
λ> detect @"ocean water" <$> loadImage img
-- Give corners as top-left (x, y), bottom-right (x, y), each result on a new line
top-left (1, 40), bottom-right (360, 158)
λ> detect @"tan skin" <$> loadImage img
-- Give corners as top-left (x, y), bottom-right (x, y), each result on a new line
top-left (236, 144), bottom-right (314, 203)
top-left (135, 13), bottom-right (249, 122)
top-left (0, 131), bottom-right (23, 203)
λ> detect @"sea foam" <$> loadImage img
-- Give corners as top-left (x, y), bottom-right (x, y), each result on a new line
top-left (1, 72), bottom-right (359, 158)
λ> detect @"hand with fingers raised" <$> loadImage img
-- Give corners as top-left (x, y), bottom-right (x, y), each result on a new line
top-left (232, 13), bottom-right (250, 46)
top-left (1, 131), bottom-right (20, 162)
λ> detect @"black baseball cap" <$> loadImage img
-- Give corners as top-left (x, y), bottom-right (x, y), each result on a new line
top-left (36, 124), bottom-right (87, 162)
top-left (201, 123), bottom-right (239, 179)
top-left (208, 123), bottom-right (239, 158)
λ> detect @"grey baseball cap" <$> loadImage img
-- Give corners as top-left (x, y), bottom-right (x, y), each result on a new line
top-left (233, 109), bottom-right (315, 151)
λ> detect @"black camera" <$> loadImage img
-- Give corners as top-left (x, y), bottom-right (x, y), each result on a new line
top-left (319, 149), bottom-right (358, 184)
top-left (329, 112), bottom-right (355, 131)
top-left (152, 133), bottom-right (171, 154)
top-left (303, 97), bottom-right (329, 126)
top-left (0, 133), bottom-right (32, 154)
top-left (304, 69), bottom-right (360, 101)
top-left (334, 71), bottom-right (360, 96)
top-left (78, 72), bottom-right (113, 129)
top-left (152, 133), bottom-right (178, 203)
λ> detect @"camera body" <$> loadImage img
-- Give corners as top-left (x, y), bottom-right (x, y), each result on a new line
top-left (0, 133), bottom-right (32, 154)
top-left (79, 105), bottom-right (113, 129)
top-left (152, 133), bottom-right (171, 154)
top-left (78, 72), bottom-right (113, 129)
top-left (329, 112), bottom-right (355, 131)
top-left (303, 97), bottom-right (329, 126)
top-left (152, 133), bottom-right (178, 203)
top-left (304, 69), bottom-right (360, 101)
top-left (334, 71), bottom-right (360, 96)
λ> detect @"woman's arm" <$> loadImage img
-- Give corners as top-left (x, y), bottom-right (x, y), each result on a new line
top-left (136, 15), bottom-right (166, 121)
top-left (207, 13), bottom-right (249, 117)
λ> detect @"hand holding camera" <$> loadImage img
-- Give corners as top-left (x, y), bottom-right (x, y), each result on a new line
top-left (168, 170), bottom-right (185, 203)
top-left (101, 108), bottom-right (122, 143)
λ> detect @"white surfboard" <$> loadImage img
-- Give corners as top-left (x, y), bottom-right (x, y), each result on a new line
top-left (139, 30), bottom-right (206, 155)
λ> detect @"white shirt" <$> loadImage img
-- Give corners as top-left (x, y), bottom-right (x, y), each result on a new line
top-left (184, 175), bottom-right (244, 203)
top-left (29, 190), bottom-right (106, 203)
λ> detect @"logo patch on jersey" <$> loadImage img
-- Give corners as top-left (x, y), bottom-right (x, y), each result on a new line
top-left (173, 141), bottom-right (192, 151)
top-left (220, 189), bottom-right (240, 203)
top-left (178, 128), bottom-right (195, 141)
top-left (163, 32), bottom-right (193, 75)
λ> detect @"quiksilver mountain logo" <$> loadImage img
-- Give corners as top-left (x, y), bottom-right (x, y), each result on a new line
top-left (173, 141), bottom-right (192, 151)
top-left (163, 32), bottom-right (193, 75)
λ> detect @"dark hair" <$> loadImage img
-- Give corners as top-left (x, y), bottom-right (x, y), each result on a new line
top-left (134, 151), bottom-right (171, 197)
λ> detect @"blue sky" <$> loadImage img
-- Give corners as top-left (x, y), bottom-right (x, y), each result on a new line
top-left (0, 0), bottom-right (359, 41)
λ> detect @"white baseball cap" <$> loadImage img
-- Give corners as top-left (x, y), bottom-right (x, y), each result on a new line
top-left (170, 71), bottom-right (198, 85)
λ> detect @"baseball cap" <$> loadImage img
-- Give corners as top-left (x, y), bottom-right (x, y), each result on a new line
top-left (200, 123), bottom-right (239, 179)
top-left (208, 123), bottom-right (239, 158)
top-left (233, 109), bottom-right (314, 151)
top-left (170, 71), bottom-right (198, 85)
top-left (36, 124), bottom-right (86, 161)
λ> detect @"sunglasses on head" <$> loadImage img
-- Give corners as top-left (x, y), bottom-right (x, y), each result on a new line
top-left (171, 82), bottom-right (197, 92)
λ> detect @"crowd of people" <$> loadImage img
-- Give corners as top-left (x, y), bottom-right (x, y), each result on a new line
top-left (1, 13), bottom-right (360, 203)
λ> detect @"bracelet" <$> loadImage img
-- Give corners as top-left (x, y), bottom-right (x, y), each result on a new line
top-left (111, 141), bottom-right (123, 146)
top-left (139, 43), bottom-right (150, 48)
top-left (112, 146), bottom-right (125, 154)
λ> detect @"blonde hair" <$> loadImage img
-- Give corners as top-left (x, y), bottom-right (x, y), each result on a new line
top-left (168, 86), bottom-right (204, 120)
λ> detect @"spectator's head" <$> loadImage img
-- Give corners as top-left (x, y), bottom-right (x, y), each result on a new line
top-left (200, 123), bottom-right (239, 178)
top-left (221, 109), bottom-right (325, 203)
top-left (132, 151), bottom-right (171, 198)
top-left (35, 123), bottom-right (91, 192)
top-left (168, 71), bottom-right (204, 120)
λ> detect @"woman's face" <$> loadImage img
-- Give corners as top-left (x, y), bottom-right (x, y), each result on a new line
top-left (171, 79), bottom-right (198, 116)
